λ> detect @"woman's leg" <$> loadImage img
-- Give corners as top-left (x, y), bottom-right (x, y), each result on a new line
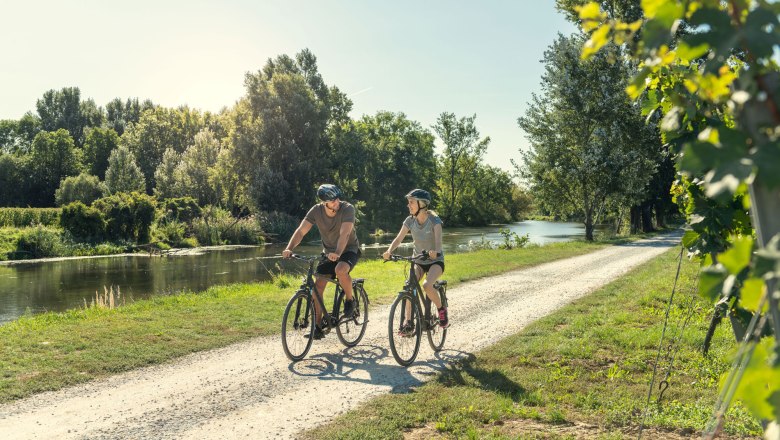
top-left (422, 264), bottom-right (443, 309)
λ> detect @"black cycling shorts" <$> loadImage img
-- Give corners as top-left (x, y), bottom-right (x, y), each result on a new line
top-left (418, 261), bottom-right (445, 274)
top-left (316, 251), bottom-right (360, 277)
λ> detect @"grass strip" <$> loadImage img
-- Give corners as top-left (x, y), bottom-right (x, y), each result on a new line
top-left (0, 239), bottom-right (609, 403)
top-left (304, 248), bottom-right (762, 439)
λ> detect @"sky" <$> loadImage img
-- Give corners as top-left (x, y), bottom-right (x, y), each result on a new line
top-left (0, 0), bottom-right (577, 172)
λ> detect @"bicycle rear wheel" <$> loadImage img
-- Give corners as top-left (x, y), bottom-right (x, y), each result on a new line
top-left (337, 285), bottom-right (369, 347)
top-left (388, 291), bottom-right (421, 366)
top-left (426, 287), bottom-right (448, 352)
top-left (281, 290), bottom-right (315, 362)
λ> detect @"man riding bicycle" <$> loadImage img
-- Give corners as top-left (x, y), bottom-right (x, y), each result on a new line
top-left (283, 184), bottom-right (360, 339)
top-left (382, 188), bottom-right (448, 330)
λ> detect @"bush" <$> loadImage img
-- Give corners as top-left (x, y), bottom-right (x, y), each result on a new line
top-left (498, 228), bottom-right (530, 250)
top-left (259, 210), bottom-right (299, 242)
top-left (55, 173), bottom-right (106, 206)
top-left (152, 219), bottom-right (187, 246)
top-left (60, 202), bottom-right (106, 241)
top-left (15, 226), bottom-right (65, 258)
top-left (161, 197), bottom-right (202, 224)
top-left (192, 207), bottom-right (265, 245)
top-left (93, 192), bottom-right (157, 243)
top-left (0, 208), bottom-right (61, 227)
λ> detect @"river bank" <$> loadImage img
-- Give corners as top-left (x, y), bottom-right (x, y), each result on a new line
top-left (0, 220), bottom-right (607, 324)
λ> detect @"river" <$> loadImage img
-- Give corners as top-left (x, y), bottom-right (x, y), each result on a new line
top-left (0, 220), bottom-right (592, 324)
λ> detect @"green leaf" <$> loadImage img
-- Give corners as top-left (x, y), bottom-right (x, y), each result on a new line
top-left (676, 40), bottom-right (709, 61)
top-left (743, 7), bottom-right (780, 59)
top-left (699, 264), bottom-right (728, 300)
top-left (642, 0), bottom-right (683, 25)
top-left (682, 230), bottom-right (700, 248)
top-left (582, 24), bottom-right (611, 59)
top-left (739, 277), bottom-right (764, 311)
top-left (719, 235), bottom-right (754, 274)
top-left (732, 339), bottom-right (780, 421)
top-left (754, 234), bottom-right (780, 278)
top-left (627, 68), bottom-right (652, 99)
top-left (640, 90), bottom-right (659, 116)
top-left (704, 160), bottom-right (754, 200)
top-left (577, 2), bottom-right (603, 20)
top-left (751, 141), bottom-right (780, 189)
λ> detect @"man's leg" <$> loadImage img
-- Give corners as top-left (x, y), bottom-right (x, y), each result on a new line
top-left (334, 262), bottom-right (353, 300)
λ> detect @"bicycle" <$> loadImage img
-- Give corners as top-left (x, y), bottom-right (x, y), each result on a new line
top-left (280, 254), bottom-right (370, 362)
top-left (385, 251), bottom-right (448, 366)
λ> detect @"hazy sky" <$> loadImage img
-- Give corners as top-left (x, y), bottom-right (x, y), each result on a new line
top-left (0, 0), bottom-right (577, 171)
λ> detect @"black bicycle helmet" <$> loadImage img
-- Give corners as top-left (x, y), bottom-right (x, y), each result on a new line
top-left (405, 189), bottom-right (431, 208)
top-left (317, 184), bottom-right (342, 201)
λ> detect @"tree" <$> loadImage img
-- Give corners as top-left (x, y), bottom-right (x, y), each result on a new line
top-left (432, 113), bottom-right (489, 225)
top-left (518, 34), bottom-right (657, 240)
top-left (105, 97), bottom-right (154, 136)
top-left (0, 154), bottom-right (31, 206)
top-left (458, 165), bottom-right (519, 226)
top-left (121, 106), bottom-right (216, 192)
top-left (153, 148), bottom-right (182, 200)
top-left (173, 129), bottom-right (222, 206)
top-left (83, 127), bottom-right (120, 179)
top-left (36, 87), bottom-right (104, 146)
top-left (235, 49), bottom-right (348, 216)
top-left (556, 0), bottom-right (642, 23)
top-left (330, 111), bottom-right (438, 229)
top-left (54, 173), bottom-right (106, 206)
top-left (105, 145), bottom-right (145, 194)
top-left (29, 129), bottom-right (84, 206)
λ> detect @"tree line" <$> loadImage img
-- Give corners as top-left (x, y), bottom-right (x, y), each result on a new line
top-left (0, 50), bottom-right (529, 235)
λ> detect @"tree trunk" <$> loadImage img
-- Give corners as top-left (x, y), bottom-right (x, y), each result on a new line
top-left (654, 199), bottom-right (666, 228)
top-left (641, 201), bottom-right (655, 232)
top-left (584, 210), bottom-right (594, 241)
top-left (630, 205), bottom-right (641, 234)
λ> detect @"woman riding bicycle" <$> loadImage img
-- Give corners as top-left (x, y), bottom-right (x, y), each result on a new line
top-left (382, 188), bottom-right (449, 329)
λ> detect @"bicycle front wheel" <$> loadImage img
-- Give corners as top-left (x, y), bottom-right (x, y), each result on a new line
top-left (337, 285), bottom-right (369, 347)
top-left (281, 290), bottom-right (315, 362)
top-left (388, 291), bottom-right (421, 366)
top-left (426, 287), bottom-right (448, 352)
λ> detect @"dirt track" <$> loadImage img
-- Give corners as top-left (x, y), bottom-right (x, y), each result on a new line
top-left (0, 232), bottom-right (681, 439)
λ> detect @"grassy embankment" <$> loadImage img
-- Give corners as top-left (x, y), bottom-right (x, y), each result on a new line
top-left (304, 248), bottom-right (761, 439)
top-left (0, 238), bottom-right (614, 403)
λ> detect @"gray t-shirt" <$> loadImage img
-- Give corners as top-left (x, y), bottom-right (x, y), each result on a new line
top-left (403, 214), bottom-right (444, 263)
top-left (304, 202), bottom-right (360, 254)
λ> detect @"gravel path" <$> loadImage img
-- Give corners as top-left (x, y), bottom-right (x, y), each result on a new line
top-left (0, 232), bottom-right (681, 439)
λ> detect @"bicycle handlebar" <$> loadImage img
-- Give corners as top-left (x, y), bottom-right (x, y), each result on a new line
top-left (383, 250), bottom-right (441, 263)
top-left (283, 253), bottom-right (326, 262)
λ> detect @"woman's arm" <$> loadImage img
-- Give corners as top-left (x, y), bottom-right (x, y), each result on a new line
top-left (383, 225), bottom-right (410, 259)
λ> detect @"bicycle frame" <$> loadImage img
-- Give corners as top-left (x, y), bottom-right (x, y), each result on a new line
top-left (293, 254), bottom-right (347, 331)
top-left (390, 253), bottom-right (439, 330)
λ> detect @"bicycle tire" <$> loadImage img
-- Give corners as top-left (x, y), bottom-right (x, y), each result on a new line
top-left (426, 286), bottom-right (448, 352)
top-left (281, 290), bottom-right (315, 362)
top-left (337, 285), bottom-right (369, 347)
top-left (388, 291), bottom-right (421, 366)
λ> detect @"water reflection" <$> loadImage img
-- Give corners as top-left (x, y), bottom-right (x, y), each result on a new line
top-left (0, 220), bottom-right (590, 324)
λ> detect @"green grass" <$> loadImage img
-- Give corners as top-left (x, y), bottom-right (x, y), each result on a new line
top-left (0, 239), bottom-right (610, 403)
top-left (303, 248), bottom-right (762, 439)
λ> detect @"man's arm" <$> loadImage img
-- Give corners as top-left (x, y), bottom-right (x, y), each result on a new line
top-left (333, 221), bottom-right (354, 257)
top-left (282, 220), bottom-right (314, 258)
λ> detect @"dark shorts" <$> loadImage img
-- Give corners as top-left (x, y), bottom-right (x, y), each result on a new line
top-left (418, 261), bottom-right (445, 274)
top-left (316, 251), bottom-right (360, 277)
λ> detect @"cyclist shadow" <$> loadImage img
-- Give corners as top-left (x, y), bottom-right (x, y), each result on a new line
top-left (287, 346), bottom-right (491, 395)
top-left (432, 350), bottom-right (528, 402)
